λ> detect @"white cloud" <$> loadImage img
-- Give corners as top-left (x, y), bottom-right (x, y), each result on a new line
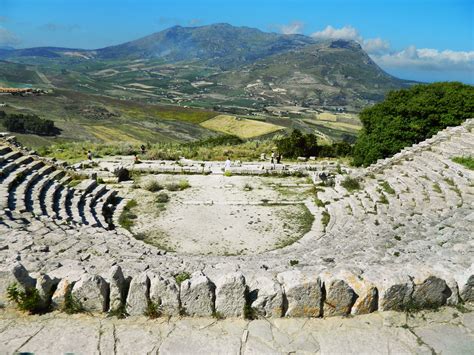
top-left (0, 27), bottom-right (20, 46)
top-left (311, 25), bottom-right (360, 41)
top-left (278, 21), bottom-right (305, 35)
top-left (363, 38), bottom-right (390, 55)
top-left (373, 45), bottom-right (474, 72)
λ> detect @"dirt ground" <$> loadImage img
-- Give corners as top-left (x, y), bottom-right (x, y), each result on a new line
top-left (122, 174), bottom-right (315, 255)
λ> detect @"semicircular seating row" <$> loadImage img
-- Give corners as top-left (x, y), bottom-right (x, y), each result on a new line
top-left (0, 145), bottom-right (121, 231)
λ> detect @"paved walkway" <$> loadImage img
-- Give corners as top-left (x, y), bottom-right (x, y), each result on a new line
top-left (0, 306), bottom-right (473, 354)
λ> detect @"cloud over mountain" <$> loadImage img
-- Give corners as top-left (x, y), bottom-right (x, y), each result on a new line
top-left (0, 27), bottom-right (21, 46)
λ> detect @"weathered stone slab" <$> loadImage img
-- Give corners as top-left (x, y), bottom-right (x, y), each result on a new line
top-left (247, 274), bottom-right (284, 318)
top-left (323, 279), bottom-right (357, 317)
top-left (71, 274), bottom-right (109, 312)
top-left (126, 272), bottom-right (150, 316)
top-left (412, 276), bottom-right (451, 308)
top-left (180, 271), bottom-right (215, 316)
top-left (277, 270), bottom-right (322, 317)
top-left (214, 272), bottom-right (246, 317)
top-left (107, 265), bottom-right (126, 312)
top-left (149, 274), bottom-right (180, 316)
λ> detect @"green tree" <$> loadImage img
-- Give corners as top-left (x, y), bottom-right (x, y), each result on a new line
top-left (352, 82), bottom-right (474, 166)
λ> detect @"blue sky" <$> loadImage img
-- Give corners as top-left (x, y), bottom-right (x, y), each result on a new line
top-left (0, 0), bottom-right (473, 83)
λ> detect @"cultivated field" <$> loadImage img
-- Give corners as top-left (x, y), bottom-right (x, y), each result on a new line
top-left (200, 115), bottom-right (284, 138)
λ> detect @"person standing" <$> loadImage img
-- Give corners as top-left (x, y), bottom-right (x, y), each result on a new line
top-left (271, 151), bottom-right (275, 164)
top-left (87, 150), bottom-right (92, 161)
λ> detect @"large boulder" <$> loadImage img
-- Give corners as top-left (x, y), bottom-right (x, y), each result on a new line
top-left (180, 271), bottom-right (215, 316)
top-left (277, 270), bottom-right (322, 317)
top-left (247, 274), bottom-right (284, 318)
top-left (107, 265), bottom-right (127, 312)
top-left (126, 273), bottom-right (150, 316)
top-left (364, 270), bottom-right (413, 311)
top-left (214, 272), bottom-right (247, 317)
top-left (0, 262), bottom-right (36, 307)
top-left (149, 274), bottom-right (180, 316)
top-left (323, 279), bottom-right (357, 317)
top-left (71, 274), bottom-right (109, 312)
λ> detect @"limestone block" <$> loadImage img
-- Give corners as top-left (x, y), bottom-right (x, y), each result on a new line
top-left (364, 271), bottom-right (413, 311)
top-left (71, 274), bottom-right (109, 312)
top-left (35, 274), bottom-right (59, 309)
top-left (180, 271), bottom-right (215, 316)
top-left (460, 275), bottom-right (474, 302)
top-left (247, 274), bottom-right (283, 318)
top-left (149, 274), bottom-right (180, 316)
top-left (0, 262), bottom-right (36, 306)
top-left (323, 279), bottom-right (357, 317)
top-left (214, 272), bottom-right (246, 317)
top-left (412, 276), bottom-right (451, 308)
top-left (107, 265), bottom-right (126, 312)
top-left (126, 272), bottom-right (150, 316)
top-left (51, 278), bottom-right (74, 310)
top-left (334, 270), bottom-right (378, 315)
top-left (277, 270), bottom-right (322, 317)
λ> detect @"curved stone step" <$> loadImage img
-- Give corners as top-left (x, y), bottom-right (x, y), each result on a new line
top-left (44, 176), bottom-right (71, 218)
top-left (0, 155), bottom-right (33, 180)
top-left (0, 150), bottom-right (21, 166)
top-left (93, 189), bottom-right (117, 229)
top-left (80, 185), bottom-right (105, 226)
top-left (56, 185), bottom-right (74, 221)
top-left (14, 165), bottom-right (55, 212)
top-left (0, 146), bottom-right (12, 156)
top-left (31, 170), bottom-right (66, 217)
top-left (68, 179), bottom-right (98, 224)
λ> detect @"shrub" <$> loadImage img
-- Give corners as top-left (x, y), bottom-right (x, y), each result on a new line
top-left (62, 292), bottom-right (85, 314)
top-left (7, 283), bottom-right (44, 314)
top-left (341, 177), bottom-right (361, 192)
top-left (143, 180), bottom-right (163, 192)
top-left (289, 259), bottom-right (299, 266)
top-left (178, 179), bottom-right (190, 190)
top-left (224, 170), bottom-right (232, 177)
top-left (155, 192), bottom-right (169, 203)
top-left (275, 129), bottom-right (319, 158)
top-left (144, 301), bottom-right (161, 319)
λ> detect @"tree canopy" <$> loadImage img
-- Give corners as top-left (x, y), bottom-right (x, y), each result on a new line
top-left (352, 82), bottom-right (474, 166)
top-left (0, 111), bottom-right (58, 136)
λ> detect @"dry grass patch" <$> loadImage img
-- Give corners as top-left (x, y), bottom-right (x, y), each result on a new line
top-left (200, 115), bottom-right (284, 139)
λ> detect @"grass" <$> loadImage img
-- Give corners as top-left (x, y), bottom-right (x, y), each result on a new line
top-left (118, 199), bottom-right (138, 231)
top-left (174, 272), bottom-right (191, 285)
top-left (144, 301), bottom-right (161, 319)
top-left (378, 193), bottom-right (389, 204)
top-left (166, 179), bottom-right (190, 191)
top-left (452, 156), bottom-right (474, 170)
top-left (274, 205), bottom-right (314, 248)
top-left (108, 303), bottom-right (128, 319)
top-left (200, 115), bottom-right (284, 139)
top-left (380, 181), bottom-right (395, 195)
top-left (432, 183), bottom-right (442, 194)
top-left (340, 177), bottom-right (361, 192)
top-left (321, 211), bottom-right (330, 231)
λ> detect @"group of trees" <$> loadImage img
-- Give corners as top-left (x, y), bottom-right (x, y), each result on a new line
top-left (0, 111), bottom-right (58, 136)
top-left (275, 82), bottom-right (473, 164)
top-left (352, 82), bottom-right (474, 166)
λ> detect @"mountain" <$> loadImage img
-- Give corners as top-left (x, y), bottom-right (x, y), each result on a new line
top-left (96, 23), bottom-right (317, 68)
top-left (0, 23), bottom-right (413, 111)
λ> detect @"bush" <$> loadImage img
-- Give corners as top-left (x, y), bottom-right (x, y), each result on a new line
top-left (178, 179), bottom-right (190, 190)
top-left (353, 82), bottom-right (474, 166)
top-left (155, 192), bottom-right (169, 203)
top-left (7, 283), bottom-right (44, 314)
top-left (143, 180), bottom-right (163, 192)
top-left (341, 177), bottom-right (361, 192)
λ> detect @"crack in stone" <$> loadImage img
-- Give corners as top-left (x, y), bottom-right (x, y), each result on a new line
top-left (239, 320), bottom-right (250, 355)
top-left (13, 324), bottom-right (44, 353)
